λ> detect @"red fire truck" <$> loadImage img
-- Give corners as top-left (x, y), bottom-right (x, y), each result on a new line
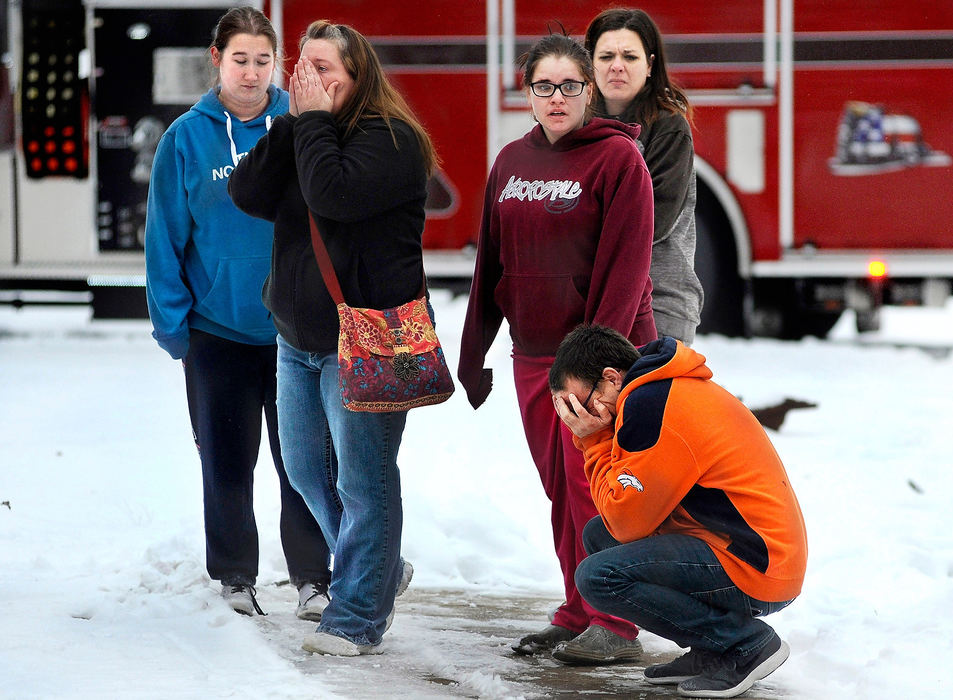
top-left (3, 0), bottom-right (952, 337)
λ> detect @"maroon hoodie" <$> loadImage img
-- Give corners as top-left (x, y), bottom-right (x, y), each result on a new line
top-left (458, 118), bottom-right (657, 408)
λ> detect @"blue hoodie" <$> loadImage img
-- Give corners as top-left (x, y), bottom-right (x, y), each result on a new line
top-left (145, 85), bottom-right (288, 359)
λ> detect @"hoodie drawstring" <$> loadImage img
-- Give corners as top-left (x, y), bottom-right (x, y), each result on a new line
top-left (224, 111), bottom-right (275, 167)
top-left (224, 111), bottom-right (240, 167)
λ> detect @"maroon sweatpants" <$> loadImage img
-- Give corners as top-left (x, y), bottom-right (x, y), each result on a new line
top-left (513, 353), bottom-right (639, 639)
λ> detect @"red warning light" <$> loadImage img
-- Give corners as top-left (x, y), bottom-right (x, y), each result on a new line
top-left (868, 260), bottom-right (887, 278)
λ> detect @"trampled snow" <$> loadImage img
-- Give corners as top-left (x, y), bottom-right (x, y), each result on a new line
top-left (1, 292), bottom-right (951, 698)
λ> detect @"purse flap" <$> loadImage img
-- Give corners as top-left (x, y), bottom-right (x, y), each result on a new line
top-left (338, 298), bottom-right (440, 360)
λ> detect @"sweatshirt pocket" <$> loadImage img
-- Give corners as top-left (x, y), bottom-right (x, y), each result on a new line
top-left (494, 272), bottom-right (586, 355)
top-left (195, 256), bottom-right (274, 335)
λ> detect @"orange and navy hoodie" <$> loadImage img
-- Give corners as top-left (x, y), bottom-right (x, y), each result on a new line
top-left (575, 336), bottom-right (808, 603)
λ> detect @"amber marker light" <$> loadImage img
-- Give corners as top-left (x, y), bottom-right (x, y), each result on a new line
top-left (868, 260), bottom-right (887, 278)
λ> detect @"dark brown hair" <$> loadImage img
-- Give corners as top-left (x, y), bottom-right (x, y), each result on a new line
top-left (584, 7), bottom-right (691, 127)
top-left (211, 6), bottom-right (278, 59)
top-left (549, 325), bottom-right (642, 392)
top-left (518, 32), bottom-right (595, 122)
top-left (299, 20), bottom-right (438, 175)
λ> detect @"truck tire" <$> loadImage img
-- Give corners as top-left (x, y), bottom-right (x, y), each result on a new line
top-left (694, 206), bottom-right (745, 337)
top-left (781, 307), bottom-right (842, 339)
top-left (751, 280), bottom-right (842, 340)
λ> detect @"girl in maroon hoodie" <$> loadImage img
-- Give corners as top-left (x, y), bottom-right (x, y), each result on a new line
top-left (458, 33), bottom-right (656, 663)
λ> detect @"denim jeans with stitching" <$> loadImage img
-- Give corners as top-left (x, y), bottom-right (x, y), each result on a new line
top-left (276, 335), bottom-right (407, 646)
top-left (575, 516), bottom-right (793, 657)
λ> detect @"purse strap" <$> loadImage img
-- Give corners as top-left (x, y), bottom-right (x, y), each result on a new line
top-left (307, 210), bottom-right (428, 306)
top-left (308, 211), bottom-right (346, 306)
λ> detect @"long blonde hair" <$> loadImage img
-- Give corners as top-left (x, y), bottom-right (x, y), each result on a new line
top-left (300, 21), bottom-right (439, 175)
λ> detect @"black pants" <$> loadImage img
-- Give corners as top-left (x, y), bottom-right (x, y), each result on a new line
top-left (184, 329), bottom-right (330, 587)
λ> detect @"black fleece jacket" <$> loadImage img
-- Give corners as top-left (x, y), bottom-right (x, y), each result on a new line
top-left (228, 110), bottom-right (428, 353)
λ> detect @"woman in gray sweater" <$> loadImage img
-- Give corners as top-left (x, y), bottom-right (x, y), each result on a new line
top-left (585, 8), bottom-right (704, 344)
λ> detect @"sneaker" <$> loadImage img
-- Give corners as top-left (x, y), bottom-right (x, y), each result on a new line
top-left (296, 581), bottom-right (330, 622)
top-left (511, 624), bottom-right (576, 656)
top-left (221, 583), bottom-right (264, 616)
top-left (551, 624), bottom-right (643, 665)
top-left (302, 631), bottom-right (383, 657)
top-left (644, 648), bottom-right (716, 685)
top-left (677, 634), bottom-right (790, 698)
top-left (396, 559), bottom-right (414, 597)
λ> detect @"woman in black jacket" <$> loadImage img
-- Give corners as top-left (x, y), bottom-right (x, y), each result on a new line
top-left (229, 19), bottom-right (437, 657)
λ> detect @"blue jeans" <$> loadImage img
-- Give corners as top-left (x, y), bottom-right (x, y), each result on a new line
top-left (276, 336), bottom-right (407, 646)
top-left (575, 516), bottom-right (793, 656)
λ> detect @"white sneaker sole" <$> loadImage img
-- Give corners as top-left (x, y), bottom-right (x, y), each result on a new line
top-left (644, 672), bottom-right (696, 686)
top-left (302, 632), bottom-right (383, 657)
top-left (295, 606), bottom-right (325, 622)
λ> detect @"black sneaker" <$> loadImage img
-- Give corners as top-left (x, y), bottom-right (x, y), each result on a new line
top-left (644, 648), bottom-right (716, 685)
top-left (511, 624), bottom-right (576, 656)
top-left (677, 634), bottom-right (790, 698)
top-left (551, 624), bottom-right (643, 665)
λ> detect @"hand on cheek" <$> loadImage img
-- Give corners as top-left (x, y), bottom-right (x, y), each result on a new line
top-left (293, 58), bottom-right (337, 114)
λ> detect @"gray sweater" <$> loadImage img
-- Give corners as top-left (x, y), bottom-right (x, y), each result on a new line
top-left (606, 107), bottom-right (704, 344)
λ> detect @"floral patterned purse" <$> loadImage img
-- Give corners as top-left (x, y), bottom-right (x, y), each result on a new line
top-left (309, 213), bottom-right (455, 412)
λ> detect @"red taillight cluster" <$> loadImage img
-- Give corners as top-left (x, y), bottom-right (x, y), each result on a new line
top-left (21, 1), bottom-right (88, 178)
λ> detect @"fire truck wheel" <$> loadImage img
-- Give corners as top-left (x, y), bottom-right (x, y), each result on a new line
top-left (855, 309), bottom-right (882, 333)
top-left (783, 309), bottom-right (842, 340)
top-left (694, 207), bottom-right (745, 338)
top-left (751, 280), bottom-right (842, 340)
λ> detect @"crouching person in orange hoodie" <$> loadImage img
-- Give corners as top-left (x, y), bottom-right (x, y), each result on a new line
top-left (549, 326), bottom-right (807, 698)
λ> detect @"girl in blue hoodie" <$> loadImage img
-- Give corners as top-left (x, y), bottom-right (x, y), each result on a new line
top-left (144, 6), bottom-right (329, 619)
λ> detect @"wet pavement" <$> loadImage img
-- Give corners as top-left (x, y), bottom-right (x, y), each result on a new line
top-left (253, 586), bottom-right (788, 698)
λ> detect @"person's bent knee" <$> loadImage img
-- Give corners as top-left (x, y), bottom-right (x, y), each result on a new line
top-left (581, 515), bottom-right (615, 555)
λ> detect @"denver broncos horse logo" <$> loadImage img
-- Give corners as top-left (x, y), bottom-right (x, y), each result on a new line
top-left (617, 470), bottom-right (644, 492)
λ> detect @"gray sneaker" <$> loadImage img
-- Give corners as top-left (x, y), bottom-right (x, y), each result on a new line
top-left (644, 648), bottom-right (716, 685)
top-left (396, 559), bottom-right (413, 597)
top-left (295, 581), bottom-right (330, 621)
top-left (302, 631), bottom-right (383, 657)
top-left (677, 634), bottom-right (790, 698)
top-left (221, 583), bottom-right (263, 616)
top-left (551, 624), bottom-right (643, 665)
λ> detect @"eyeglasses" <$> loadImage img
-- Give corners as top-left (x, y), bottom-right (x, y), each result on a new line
top-left (580, 379), bottom-right (601, 411)
top-left (529, 80), bottom-right (586, 98)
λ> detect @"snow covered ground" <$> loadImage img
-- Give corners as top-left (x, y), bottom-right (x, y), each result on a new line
top-left (1, 292), bottom-right (952, 699)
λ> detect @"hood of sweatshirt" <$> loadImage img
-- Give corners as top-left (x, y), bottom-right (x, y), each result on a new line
top-left (621, 336), bottom-right (714, 396)
top-left (523, 117), bottom-right (641, 152)
top-left (190, 84), bottom-right (287, 166)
